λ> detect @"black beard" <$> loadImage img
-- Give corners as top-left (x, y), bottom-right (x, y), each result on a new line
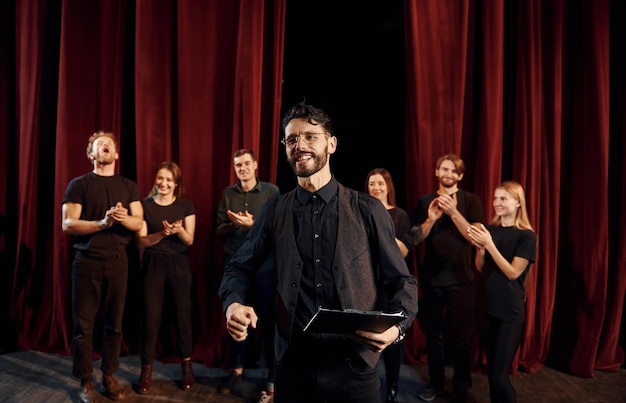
top-left (288, 152), bottom-right (328, 178)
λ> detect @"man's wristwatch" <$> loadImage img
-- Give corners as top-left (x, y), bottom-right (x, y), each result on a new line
top-left (392, 324), bottom-right (405, 344)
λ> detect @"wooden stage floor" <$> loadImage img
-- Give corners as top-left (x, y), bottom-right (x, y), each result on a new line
top-left (0, 350), bottom-right (624, 402)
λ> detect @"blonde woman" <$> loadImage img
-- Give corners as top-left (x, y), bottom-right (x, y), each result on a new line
top-left (467, 181), bottom-right (537, 403)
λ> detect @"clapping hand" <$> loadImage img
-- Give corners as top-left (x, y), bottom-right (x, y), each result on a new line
top-left (427, 198), bottom-right (444, 222)
top-left (467, 223), bottom-right (492, 249)
top-left (161, 219), bottom-right (183, 236)
top-left (436, 193), bottom-right (458, 216)
top-left (226, 210), bottom-right (254, 229)
top-left (103, 202), bottom-right (128, 226)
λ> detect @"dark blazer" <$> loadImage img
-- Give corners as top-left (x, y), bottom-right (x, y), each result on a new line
top-left (272, 183), bottom-right (418, 367)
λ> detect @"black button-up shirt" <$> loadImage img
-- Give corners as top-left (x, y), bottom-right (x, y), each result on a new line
top-left (216, 179), bottom-right (280, 260)
top-left (293, 178), bottom-right (340, 331)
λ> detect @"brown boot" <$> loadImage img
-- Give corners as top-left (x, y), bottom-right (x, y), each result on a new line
top-left (78, 380), bottom-right (97, 403)
top-left (181, 359), bottom-right (194, 390)
top-left (137, 364), bottom-right (152, 394)
top-left (103, 374), bottom-right (125, 400)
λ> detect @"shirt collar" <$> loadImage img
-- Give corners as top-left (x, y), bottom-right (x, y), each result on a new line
top-left (296, 176), bottom-right (338, 204)
top-left (235, 178), bottom-right (261, 193)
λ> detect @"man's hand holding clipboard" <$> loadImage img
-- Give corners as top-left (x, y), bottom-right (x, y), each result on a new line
top-left (303, 307), bottom-right (407, 352)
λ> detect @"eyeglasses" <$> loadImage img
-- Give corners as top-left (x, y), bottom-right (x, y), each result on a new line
top-left (281, 132), bottom-right (327, 149)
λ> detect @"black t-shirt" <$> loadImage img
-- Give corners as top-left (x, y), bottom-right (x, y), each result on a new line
top-left (412, 190), bottom-right (483, 285)
top-left (481, 225), bottom-right (537, 323)
top-left (141, 196), bottom-right (197, 256)
top-left (62, 172), bottom-right (141, 258)
top-left (389, 206), bottom-right (412, 252)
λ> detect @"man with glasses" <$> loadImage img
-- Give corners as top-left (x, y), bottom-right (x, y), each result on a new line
top-left (219, 102), bottom-right (418, 402)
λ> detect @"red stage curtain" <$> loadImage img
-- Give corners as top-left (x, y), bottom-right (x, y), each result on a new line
top-left (4, 0), bottom-right (285, 366)
top-left (404, 0), bottom-right (625, 378)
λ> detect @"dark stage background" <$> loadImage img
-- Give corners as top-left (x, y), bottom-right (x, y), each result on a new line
top-left (1, 0), bottom-right (625, 381)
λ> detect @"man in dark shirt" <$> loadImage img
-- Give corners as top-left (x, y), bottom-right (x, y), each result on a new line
top-left (219, 103), bottom-right (418, 403)
top-left (217, 149), bottom-right (280, 260)
top-left (62, 131), bottom-right (144, 402)
top-left (411, 153), bottom-right (483, 402)
top-left (216, 149), bottom-right (279, 398)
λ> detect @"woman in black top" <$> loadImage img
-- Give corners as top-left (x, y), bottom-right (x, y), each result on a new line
top-left (135, 161), bottom-right (197, 394)
top-left (467, 181), bottom-right (536, 403)
top-left (366, 168), bottom-right (412, 403)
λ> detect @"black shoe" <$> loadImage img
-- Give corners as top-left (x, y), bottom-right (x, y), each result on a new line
top-left (181, 359), bottom-right (195, 390)
top-left (417, 384), bottom-right (443, 401)
top-left (386, 383), bottom-right (399, 403)
top-left (218, 372), bottom-right (242, 395)
top-left (454, 387), bottom-right (472, 403)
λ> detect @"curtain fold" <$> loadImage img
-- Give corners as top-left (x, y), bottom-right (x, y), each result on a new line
top-left (13, 0), bottom-right (45, 351)
top-left (518, 0), bottom-right (564, 374)
top-left (508, 0), bottom-right (554, 375)
top-left (404, 0), bottom-right (472, 209)
top-left (135, 0), bottom-right (176, 192)
top-left (566, 0), bottom-right (611, 377)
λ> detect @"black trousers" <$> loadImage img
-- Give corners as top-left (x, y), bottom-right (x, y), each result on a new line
top-left (423, 282), bottom-right (475, 392)
top-left (481, 313), bottom-right (524, 403)
top-left (140, 253), bottom-right (193, 364)
top-left (72, 251), bottom-right (128, 380)
top-left (274, 341), bottom-right (380, 403)
top-left (382, 341), bottom-right (404, 391)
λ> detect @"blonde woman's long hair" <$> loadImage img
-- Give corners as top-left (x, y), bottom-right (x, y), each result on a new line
top-left (491, 181), bottom-right (534, 232)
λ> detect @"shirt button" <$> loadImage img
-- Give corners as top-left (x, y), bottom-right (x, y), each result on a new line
top-left (314, 234), bottom-right (319, 238)
top-left (314, 210), bottom-right (319, 214)
top-left (315, 258), bottom-right (320, 263)
top-left (316, 283), bottom-right (322, 288)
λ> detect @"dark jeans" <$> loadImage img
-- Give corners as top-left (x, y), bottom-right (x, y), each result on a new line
top-left (423, 282), bottom-right (475, 392)
top-left (255, 262), bottom-right (275, 382)
top-left (481, 313), bottom-right (523, 403)
top-left (140, 254), bottom-right (193, 364)
top-left (274, 342), bottom-right (380, 403)
top-left (382, 341), bottom-right (403, 391)
top-left (72, 251), bottom-right (128, 380)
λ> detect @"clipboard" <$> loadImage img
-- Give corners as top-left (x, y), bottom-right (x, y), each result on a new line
top-left (303, 307), bottom-right (406, 334)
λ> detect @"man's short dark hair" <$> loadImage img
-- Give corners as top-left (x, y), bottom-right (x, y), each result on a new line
top-left (281, 102), bottom-right (334, 136)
